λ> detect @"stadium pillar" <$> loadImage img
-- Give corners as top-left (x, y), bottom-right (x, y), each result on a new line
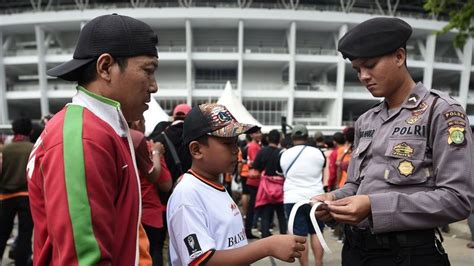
top-left (185, 19), bottom-right (193, 105)
top-left (459, 37), bottom-right (472, 109)
top-left (335, 24), bottom-right (348, 127)
top-left (0, 31), bottom-right (8, 124)
top-left (287, 21), bottom-right (296, 125)
top-left (237, 20), bottom-right (244, 100)
top-left (35, 25), bottom-right (50, 117)
top-left (423, 34), bottom-right (436, 90)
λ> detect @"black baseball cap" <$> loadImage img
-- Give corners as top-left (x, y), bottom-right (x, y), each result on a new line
top-left (47, 14), bottom-right (158, 81)
top-left (338, 17), bottom-right (412, 61)
top-left (183, 103), bottom-right (259, 145)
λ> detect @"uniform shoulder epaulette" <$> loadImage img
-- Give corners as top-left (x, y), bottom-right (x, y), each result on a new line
top-left (429, 89), bottom-right (459, 106)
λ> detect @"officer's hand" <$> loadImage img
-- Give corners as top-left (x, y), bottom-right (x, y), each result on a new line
top-left (326, 195), bottom-right (371, 225)
top-left (310, 193), bottom-right (335, 221)
top-left (266, 235), bottom-right (306, 262)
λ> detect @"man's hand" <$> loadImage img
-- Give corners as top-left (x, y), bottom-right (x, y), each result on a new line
top-left (266, 235), bottom-right (306, 262)
top-left (310, 193), bottom-right (335, 222)
top-left (150, 141), bottom-right (165, 155)
top-left (326, 195), bottom-right (371, 225)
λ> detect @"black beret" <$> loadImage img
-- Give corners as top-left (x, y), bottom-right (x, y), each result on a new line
top-left (338, 17), bottom-right (412, 60)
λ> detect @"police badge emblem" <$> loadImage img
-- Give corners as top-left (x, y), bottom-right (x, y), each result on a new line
top-left (392, 142), bottom-right (414, 158)
top-left (448, 126), bottom-right (465, 145)
top-left (398, 160), bottom-right (414, 176)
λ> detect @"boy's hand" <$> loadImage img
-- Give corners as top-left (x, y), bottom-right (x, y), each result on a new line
top-left (311, 193), bottom-right (335, 222)
top-left (267, 235), bottom-right (306, 262)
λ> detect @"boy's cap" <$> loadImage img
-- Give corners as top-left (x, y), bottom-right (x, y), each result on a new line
top-left (291, 124), bottom-right (308, 138)
top-left (173, 103), bottom-right (192, 118)
top-left (183, 103), bottom-right (258, 144)
top-left (338, 17), bottom-right (412, 61)
top-left (47, 14), bottom-right (158, 81)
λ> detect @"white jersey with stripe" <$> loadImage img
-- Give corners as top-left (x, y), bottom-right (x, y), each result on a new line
top-left (167, 171), bottom-right (248, 265)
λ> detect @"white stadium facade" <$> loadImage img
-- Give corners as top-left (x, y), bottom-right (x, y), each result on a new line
top-left (0, 0), bottom-right (472, 133)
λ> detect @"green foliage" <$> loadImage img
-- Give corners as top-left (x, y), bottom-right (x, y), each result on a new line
top-left (424, 0), bottom-right (474, 48)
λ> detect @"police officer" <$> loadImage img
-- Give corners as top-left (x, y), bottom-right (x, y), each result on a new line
top-left (313, 17), bottom-right (474, 266)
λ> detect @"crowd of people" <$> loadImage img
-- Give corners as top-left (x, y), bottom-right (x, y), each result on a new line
top-left (1, 13), bottom-right (474, 266)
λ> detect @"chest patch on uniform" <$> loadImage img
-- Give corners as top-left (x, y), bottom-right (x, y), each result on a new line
top-left (448, 126), bottom-right (465, 145)
top-left (184, 233), bottom-right (203, 259)
top-left (359, 129), bottom-right (375, 138)
top-left (406, 102), bottom-right (428, 125)
top-left (392, 143), bottom-right (414, 158)
top-left (398, 160), bottom-right (414, 177)
top-left (444, 111), bottom-right (465, 120)
top-left (391, 125), bottom-right (426, 137)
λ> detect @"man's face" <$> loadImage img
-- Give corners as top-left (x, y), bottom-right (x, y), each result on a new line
top-left (350, 53), bottom-right (401, 99)
top-left (110, 55), bottom-right (158, 121)
top-left (250, 130), bottom-right (262, 142)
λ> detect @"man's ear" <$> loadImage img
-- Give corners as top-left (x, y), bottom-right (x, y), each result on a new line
top-left (188, 141), bottom-right (203, 160)
top-left (96, 53), bottom-right (115, 81)
top-left (395, 48), bottom-right (406, 67)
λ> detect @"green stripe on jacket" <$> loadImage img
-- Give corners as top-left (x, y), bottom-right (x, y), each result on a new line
top-left (63, 105), bottom-right (101, 265)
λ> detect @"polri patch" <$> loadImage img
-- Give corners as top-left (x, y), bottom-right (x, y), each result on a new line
top-left (184, 233), bottom-right (203, 259)
top-left (444, 111), bottom-right (465, 120)
top-left (448, 126), bottom-right (465, 145)
top-left (398, 160), bottom-right (414, 177)
top-left (392, 142), bottom-right (414, 158)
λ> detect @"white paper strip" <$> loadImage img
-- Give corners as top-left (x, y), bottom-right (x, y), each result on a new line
top-left (287, 200), bottom-right (332, 254)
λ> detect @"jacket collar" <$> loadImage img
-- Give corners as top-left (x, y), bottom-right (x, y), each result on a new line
top-left (372, 82), bottom-right (428, 114)
top-left (71, 86), bottom-right (129, 137)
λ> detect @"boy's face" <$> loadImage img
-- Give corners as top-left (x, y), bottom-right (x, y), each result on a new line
top-left (201, 136), bottom-right (239, 174)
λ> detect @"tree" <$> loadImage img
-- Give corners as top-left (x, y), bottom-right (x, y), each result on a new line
top-left (424, 0), bottom-right (474, 48)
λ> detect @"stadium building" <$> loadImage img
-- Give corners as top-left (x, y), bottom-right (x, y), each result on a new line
top-left (0, 0), bottom-right (472, 133)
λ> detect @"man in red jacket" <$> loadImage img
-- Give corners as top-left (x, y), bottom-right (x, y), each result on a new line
top-left (27, 14), bottom-right (159, 265)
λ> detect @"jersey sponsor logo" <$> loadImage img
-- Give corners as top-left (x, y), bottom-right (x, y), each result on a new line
top-left (391, 125), bottom-right (426, 137)
top-left (398, 160), bottom-right (414, 177)
top-left (184, 234), bottom-right (203, 259)
top-left (448, 126), bottom-right (465, 145)
top-left (228, 228), bottom-right (247, 248)
top-left (359, 129), bottom-right (375, 138)
top-left (391, 143), bottom-right (414, 158)
top-left (443, 111), bottom-right (465, 120)
top-left (406, 102), bottom-right (428, 125)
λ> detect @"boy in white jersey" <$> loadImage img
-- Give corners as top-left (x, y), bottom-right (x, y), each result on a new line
top-left (167, 103), bottom-right (306, 265)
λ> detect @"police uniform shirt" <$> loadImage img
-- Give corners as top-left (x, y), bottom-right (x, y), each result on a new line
top-left (333, 82), bottom-right (474, 233)
top-left (167, 171), bottom-right (247, 265)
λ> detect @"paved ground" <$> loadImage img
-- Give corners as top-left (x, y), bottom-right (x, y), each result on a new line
top-left (2, 220), bottom-right (474, 265)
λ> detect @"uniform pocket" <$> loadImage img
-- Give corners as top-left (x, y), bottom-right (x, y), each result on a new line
top-left (384, 138), bottom-right (429, 185)
top-left (351, 139), bottom-right (372, 180)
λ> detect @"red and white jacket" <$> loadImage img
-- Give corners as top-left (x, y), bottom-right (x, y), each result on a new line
top-left (27, 86), bottom-right (142, 265)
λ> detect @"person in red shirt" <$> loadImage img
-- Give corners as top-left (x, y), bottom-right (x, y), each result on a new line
top-left (129, 118), bottom-right (172, 266)
top-left (244, 129), bottom-right (262, 239)
top-left (327, 132), bottom-right (345, 191)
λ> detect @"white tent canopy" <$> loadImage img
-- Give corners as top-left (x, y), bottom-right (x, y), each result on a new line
top-left (217, 81), bottom-right (267, 131)
top-left (144, 96), bottom-right (170, 136)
